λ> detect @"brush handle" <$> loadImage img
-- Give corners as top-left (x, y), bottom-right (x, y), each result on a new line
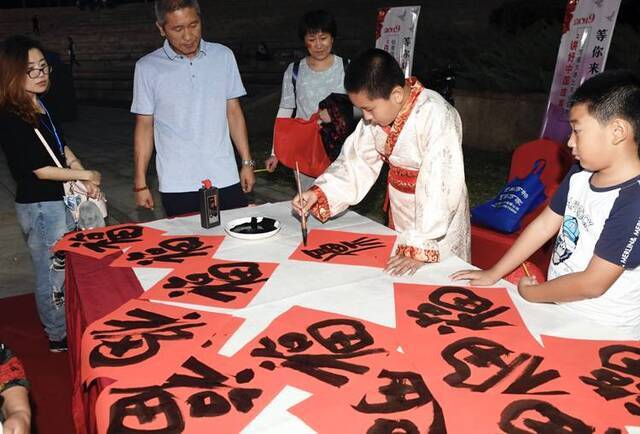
top-left (295, 162), bottom-right (308, 245)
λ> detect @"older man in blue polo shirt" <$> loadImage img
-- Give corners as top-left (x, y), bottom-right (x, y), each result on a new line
top-left (132, 0), bottom-right (255, 217)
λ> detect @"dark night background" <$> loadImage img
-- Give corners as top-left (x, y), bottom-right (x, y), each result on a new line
top-left (2, 0), bottom-right (637, 94)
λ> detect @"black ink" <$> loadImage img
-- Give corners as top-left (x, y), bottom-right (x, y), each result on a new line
top-left (251, 319), bottom-right (387, 387)
top-left (579, 344), bottom-right (640, 417)
top-left (599, 345), bottom-right (640, 377)
top-left (277, 332), bottom-right (313, 353)
top-left (580, 368), bottom-right (634, 400)
top-left (108, 356), bottom-right (263, 432)
top-left (126, 237), bottom-right (213, 266)
top-left (499, 399), bottom-right (596, 433)
top-left (188, 391), bottom-right (230, 417)
top-left (228, 388), bottom-right (263, 413)
top-left (260, 361), bottom-right (276, 371)
top-left (625, 400), bottom-right (640, 417)
top-left (302, 236), bottom-right (386, 262)
top-left (230, 217), bottom-right (277, 234)
top-left (107, 387), bottom-right (185, 434)
top-left (367, 419), bottom-right (419, 434)
top-left (163, 262), bottom-right (269, 302)
top-left (407, 286), bottom-right (513, 334)
top-left (442, 337), bottom-right (566, 395)
top-left (235, 368), bottom-right (255, 384)
top-left (503, 355), bottom-right (566, 395)
top-left (68, 225), bottom-right (145, 253)
top-left (354, 370), bottom-right (432, 413)
top-left (308, 319), bottom-right (374, 354)
top-left (163, 357), bottom-right (263, 414)
top-left (354, 369), bottom-right (448, 433)
top-left (89, 308), bottom-right (206, 368)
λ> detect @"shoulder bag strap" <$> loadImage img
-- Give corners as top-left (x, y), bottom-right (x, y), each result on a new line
top-left (34, 128), bottom-right (64, 168)
top-left (291, 60), bottom-right (300, 97)
top-left (291, 60), bottom-right (300, 118)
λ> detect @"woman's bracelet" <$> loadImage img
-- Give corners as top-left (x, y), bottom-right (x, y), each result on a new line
top-left (133, 185), bottom-right (149, 193)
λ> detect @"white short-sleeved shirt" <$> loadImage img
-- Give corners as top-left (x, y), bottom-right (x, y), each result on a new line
top-left (549, 165), bottom-right (640, 336)
top-left (279, 55), bottom-right (346, 120)
top-left (131, 40), bottom-right (246, 192)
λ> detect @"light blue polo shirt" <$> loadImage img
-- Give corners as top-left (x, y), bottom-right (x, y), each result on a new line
top-left (131, 39), bottom-right (246, 192)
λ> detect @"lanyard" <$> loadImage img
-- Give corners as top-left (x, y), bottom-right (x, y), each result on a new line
top-left (38, 100), bottom-right (64, 155)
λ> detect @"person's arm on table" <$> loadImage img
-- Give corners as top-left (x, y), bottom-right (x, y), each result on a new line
top-left (517, 254), bottom-right (623, 302)
top-left (227, 98), bottom-right (255, 193)
top-left (384, 256), bottom-right (426, 277)
top-left (133, 114), bottom-right (154, 209)
top-left (1, 385), bottom-right (31, 434)
top-left (451, 206), bottom-right (563, 285)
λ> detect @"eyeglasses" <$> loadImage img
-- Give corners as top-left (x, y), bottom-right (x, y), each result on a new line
top-left (26, 65), bottom-right (52, 79)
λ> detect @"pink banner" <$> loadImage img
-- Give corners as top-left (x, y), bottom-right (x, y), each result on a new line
top-left (540, 0), bottom-right (621, 143)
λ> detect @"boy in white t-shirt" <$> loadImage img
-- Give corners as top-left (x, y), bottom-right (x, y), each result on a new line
top-left (452, 70), bottom-right (640, 336)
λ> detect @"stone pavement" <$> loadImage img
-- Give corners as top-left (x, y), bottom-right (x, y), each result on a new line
top-left (0, 103), bottom-right (297, 299)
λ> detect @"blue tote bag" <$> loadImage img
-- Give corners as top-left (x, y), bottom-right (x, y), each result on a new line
top-left (471, 159), bottom-right (547, 233)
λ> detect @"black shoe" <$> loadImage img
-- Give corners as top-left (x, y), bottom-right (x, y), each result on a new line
top-left (49, 337), bottom-right (68, 353)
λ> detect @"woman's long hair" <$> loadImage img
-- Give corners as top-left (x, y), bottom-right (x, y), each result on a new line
top-left (0, 35), bottom-right (48, 126)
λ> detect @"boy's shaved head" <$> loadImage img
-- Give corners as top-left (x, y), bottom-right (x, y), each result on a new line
top-left (344, 48), bottom-right (405, 100)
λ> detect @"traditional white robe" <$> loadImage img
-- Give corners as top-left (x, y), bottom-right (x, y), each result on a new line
top-left (309, 81), bottom-right (470, 262)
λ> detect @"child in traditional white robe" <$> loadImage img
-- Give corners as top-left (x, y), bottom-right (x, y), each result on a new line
top-left (293, 48), bottom-right (470, 276)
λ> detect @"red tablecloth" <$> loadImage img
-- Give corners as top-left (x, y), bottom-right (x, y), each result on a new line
top-left (66, 251), bottom-right (143, 434)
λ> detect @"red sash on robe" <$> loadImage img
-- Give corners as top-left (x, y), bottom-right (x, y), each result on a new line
top-left (384, 164), bottom-right (419, 229)
top-left (380, 78), bottom-right (424, 228)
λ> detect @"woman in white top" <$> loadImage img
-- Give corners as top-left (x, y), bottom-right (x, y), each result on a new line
top-left (264, 10), bottom-right (347, 189)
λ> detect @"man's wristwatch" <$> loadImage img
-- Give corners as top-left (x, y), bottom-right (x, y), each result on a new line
top-left (241, 159), bottom-right (255, 168)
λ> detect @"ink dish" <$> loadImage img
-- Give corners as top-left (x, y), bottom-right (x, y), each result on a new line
top-left (225, 216), bottom-right (281, 240)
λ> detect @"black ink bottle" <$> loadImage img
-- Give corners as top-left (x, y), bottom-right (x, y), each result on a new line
top-left (199, 179), bottom-right (220, 228)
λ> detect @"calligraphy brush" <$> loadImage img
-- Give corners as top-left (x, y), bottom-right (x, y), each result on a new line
top-left (521, 262), bottom-right (532, 278)
top-left (295, 162), bottom-right (308, 246)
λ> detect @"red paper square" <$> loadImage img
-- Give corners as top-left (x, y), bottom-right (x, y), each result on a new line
top-left (288, 229), bottom-right (396, 269)
top-left (54, 224), bottom-right (165, 259)
top-left (142, 258), bottom-right (279, 309)
top-left (109, 234), bottom-right (225, 268)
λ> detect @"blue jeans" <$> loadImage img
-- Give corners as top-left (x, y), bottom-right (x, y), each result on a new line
top-left (15, 201), bottom-right (74, 341)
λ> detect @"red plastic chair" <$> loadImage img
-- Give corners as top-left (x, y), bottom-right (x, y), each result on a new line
top-left (470, 138), bottom-right (573, 276)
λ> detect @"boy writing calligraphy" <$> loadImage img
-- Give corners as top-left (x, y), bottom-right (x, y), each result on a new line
top-left (293, 48), bottom-right (470, 276)
top-left (453, 70), bottom-right (640, 337)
